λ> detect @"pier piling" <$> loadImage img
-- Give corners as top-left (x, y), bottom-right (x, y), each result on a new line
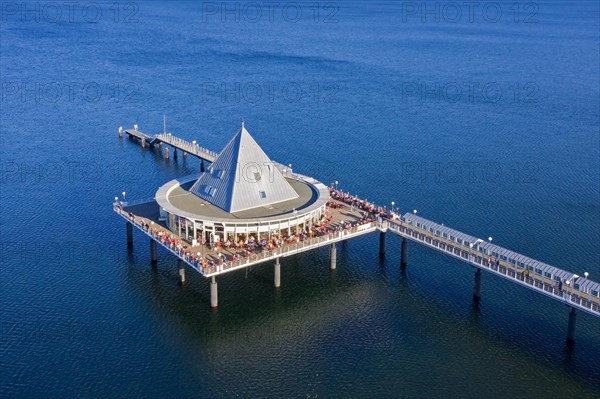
top-left (178, 259), bottom-right (186, 285)
top-left (164, 146), bottom-right (169, 159)
top-left (150, 239), bottom-right (157, 264)
top-left (401, 237), bottom-right (407, 269)
top-left (173, 148), bottom-right (178, 159)
top-left (567, 307), bottom-right (577, 345)
top-left (274, 258), bottom-right (281, 288)
top-left (126, 222), bottom-right (133, 248)
top-left (379, 231), bottom-right (386, 257)
top-left (211, 276), bottom-right (218, 308)
top-left (200, 160), bottom-right (205, 172)
top-left (330, 243), bottom-right (337, 270)
top-left (473, 268), bottom-right (482, 301)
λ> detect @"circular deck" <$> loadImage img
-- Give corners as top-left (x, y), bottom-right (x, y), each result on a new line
top-left (155, 172), bottom-right (330, 243)
top-left (155, 174), bottom-right (328, 223)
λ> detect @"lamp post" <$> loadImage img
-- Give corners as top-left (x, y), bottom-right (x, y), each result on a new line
top-left (335, 180), bottom-right (338, 191)
top-left (391, 201), bottom-right (395, 214)
top-left (413, 209), bottom-right (417, 215)
top-left (122, 191), bottom-right (126, 201)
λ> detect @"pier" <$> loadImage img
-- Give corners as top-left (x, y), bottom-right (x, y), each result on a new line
top-left (115, 124), bottom-right (599, 345)
top-left (120, 125), bottom-right (218, 162)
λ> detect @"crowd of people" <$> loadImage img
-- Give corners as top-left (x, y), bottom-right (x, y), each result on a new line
top-left (116, 190), bottom-right (382, 274)
top-left (328, 187), bottom-right (401, 221)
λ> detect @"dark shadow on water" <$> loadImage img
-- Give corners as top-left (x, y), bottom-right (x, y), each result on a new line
top-left (470, 299), bottom-right (482, 324)
top-left (328, 268), bottom-right (337, 290)
top-left (120, 247), bottom-right (600, 393)
top-left (398, 268), bottom-right (408, 286)
top-left (377, 256), bottom-right (389, 281)
top-left (121, 248), bottom-right (374, 341)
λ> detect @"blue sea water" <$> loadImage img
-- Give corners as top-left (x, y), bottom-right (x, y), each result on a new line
top-left (1, 1), bottom-right (599, 397)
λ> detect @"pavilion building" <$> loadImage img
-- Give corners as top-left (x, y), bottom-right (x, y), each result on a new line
top-left (155, 122), bottom-right (330, 246)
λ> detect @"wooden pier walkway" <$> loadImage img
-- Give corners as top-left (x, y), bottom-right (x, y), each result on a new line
top-left (122, 127), bottom-right (218, 162)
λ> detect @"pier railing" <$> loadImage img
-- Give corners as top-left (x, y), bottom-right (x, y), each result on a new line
top-left (155, 133), bottom-right (218, 161)
top-left (114, 204), bottom-right (202, 273)
top-left (202, 222), bottom-right (377, 277)
top-left (116, 197), bottom-right (156, 208)
top-left (114, 201), bottom-right (377, 277)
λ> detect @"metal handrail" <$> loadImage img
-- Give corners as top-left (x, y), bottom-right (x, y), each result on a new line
top-left (116, 197), bottom-right (156, 207)
top-left (202, 222), bottom-right (377, 277)
top-left (155, 133), bottom-right (218, 158)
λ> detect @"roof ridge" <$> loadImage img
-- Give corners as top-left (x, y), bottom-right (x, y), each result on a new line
top-left (189, 123), bottom-right (299, 213)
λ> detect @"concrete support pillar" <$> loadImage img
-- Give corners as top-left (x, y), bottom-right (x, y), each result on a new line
top-left (210, 276), bottom-right (218, 308)
top-left (183, 151), bottom-right (187, 158)
top-left (141, 138), bottom-right (146, 148)
top-left (274, 258), bottom-right (281, 288)
top-left (200, 160), bottom-right (205, 172)
top-left (173, 148), bottom-right (178, 159)
top-left (118, 126), bottom-right (123, 137)
top-left (126, 222), bottom-right (133, 248)
top-left (330, 243), bottom-right (337, 270)
top-left (473, 268), bottom-right (482, 301)
top-left (150, 239), bottom-right (157, 264)
top-left (401, 237), bottom-right (408, 269)
top-left (178, 259), bottom-right (186, 285)
top-left (342, 240), bottom-right (347, 249)
top-left (164, 146), bottom-right (169, 159)
top-left (379, 231), bottom-right (386, 257)
top-left (566, 307), bottom-right (577, 345)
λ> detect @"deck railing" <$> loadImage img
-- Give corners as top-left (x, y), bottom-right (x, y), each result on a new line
top-left (115, 197), bottom-right (156, 208)
top-left (113, 202), bottom-right (377, 277)
top-left (202, 222), bottom-right (377, 277)
top-left (155, 133), bottom-right (218, 160)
